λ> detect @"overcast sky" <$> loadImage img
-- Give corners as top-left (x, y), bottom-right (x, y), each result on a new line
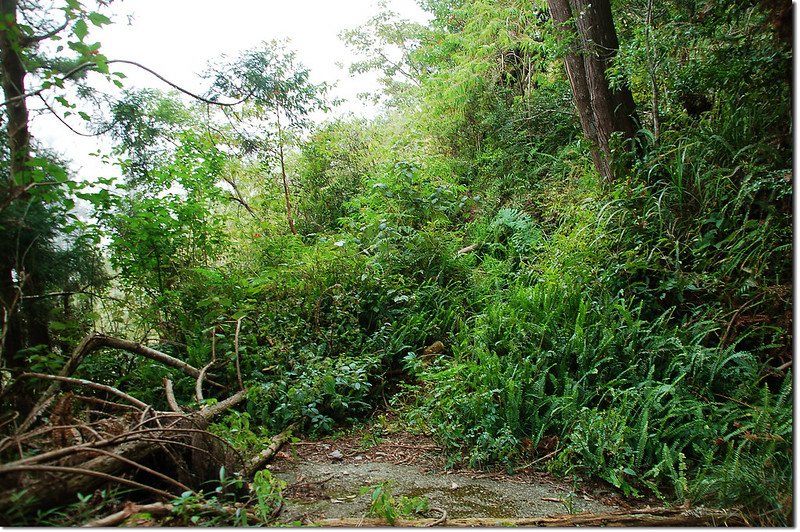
top-left (32, 0), bottom-right (429, 179)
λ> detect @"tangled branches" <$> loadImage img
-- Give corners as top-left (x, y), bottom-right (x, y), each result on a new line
top-left (0, 332), bottom-right (291, 526)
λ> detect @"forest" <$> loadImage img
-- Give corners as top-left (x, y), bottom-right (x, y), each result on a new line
top-left (0, 0), bottom-right (792, 526)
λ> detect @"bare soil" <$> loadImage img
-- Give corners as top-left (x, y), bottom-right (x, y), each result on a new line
top-left (267, 426), bottom-right (626, 525)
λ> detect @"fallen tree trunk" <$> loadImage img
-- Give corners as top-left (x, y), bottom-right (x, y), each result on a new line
top-left (83, 501), bottom-right (175, 527)
top-left (16, 332), bottom-right (223, 434)
top-left (243, 423), bottom-right (297, 477)
top-left (313, 507), bottom-right (747, 527)
top-left (0, 391), bottom-right (247, 515)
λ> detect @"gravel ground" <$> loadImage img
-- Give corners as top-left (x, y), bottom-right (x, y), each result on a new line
top-left (266, 429), bottom-right (622, 524)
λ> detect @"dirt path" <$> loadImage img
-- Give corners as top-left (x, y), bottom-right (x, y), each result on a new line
top-left (268, 428), bottom-right (622, 525)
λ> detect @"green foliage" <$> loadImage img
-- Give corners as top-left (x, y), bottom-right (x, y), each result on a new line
top-left (1, 486), bottom-right (128, 526)
top-left (4, 0), bottom-right (790, 526)
top-left (295, 118), bottom-right (377, 232)
top-left (251, 469), bottom-right (287, 522)
top-left (360, 481), bottom-right (429, 523)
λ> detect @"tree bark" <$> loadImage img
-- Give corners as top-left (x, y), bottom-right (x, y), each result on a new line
top-left (0, 0), bottom-right (32, 184)
top-left (15, 332), bottom-right (223, 434)
top-left (547, 0), bottom-right (639, 182)
top-left (0, 265), bottom-right (22, 372)
top-left (0, 391), bottom-right (247, 514)
top-left (0, 0), bottom-right (29, 372)
top-left (275, 110), bottom-right (297, 235)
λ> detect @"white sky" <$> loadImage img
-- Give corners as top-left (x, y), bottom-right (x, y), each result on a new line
top-left (32, 0), bottom-right (430, 180)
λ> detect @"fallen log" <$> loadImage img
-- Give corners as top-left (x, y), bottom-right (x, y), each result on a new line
top-left (16, 332), bottom-right (222, 434)
top-left (83, 501), bottom-right (174, 527)
top-left (313, 506), bottom-right (747, 527)
top-left (0, 390), bottom-right (247, 516)
top-left (243, 423), bottom-right (297, 477)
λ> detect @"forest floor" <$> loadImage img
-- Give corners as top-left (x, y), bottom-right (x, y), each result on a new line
top-left (267, 419), bottom-right (631, 525)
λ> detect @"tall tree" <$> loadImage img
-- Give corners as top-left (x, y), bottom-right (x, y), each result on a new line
top-left (207, 40), bottom-right (328, 235)
top-left (0, 1), bottom-right (112, 376)
top-left (547, 0), bottom-right (639, 182)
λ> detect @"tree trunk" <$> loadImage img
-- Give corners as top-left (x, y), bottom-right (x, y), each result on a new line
top-left (0, 265), bottom-right (22, 372)
top-left (0, 391), bottom-right (247, 514)
top-left (0, 0), bottom-right (31, 185)
top-left (547, 0), bottom-right (639, 182)
top-left (0, 0), bottom-right (31, 372)
top-left (275, 110), bottom-right (297, 235)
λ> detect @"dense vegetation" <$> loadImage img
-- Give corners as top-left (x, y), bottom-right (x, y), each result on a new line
top-left (0, 0), bottom-right (792, 526)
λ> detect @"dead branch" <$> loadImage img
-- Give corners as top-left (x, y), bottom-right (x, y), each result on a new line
top-left (195, 361), bottom-right (214, 403)
top-left (0, 464), bottom-right (175, 500)
top-left (16, 334), bottom-right (102, 434)
top-left (83, 501), bottom-right (174, 527)
top-left (243, 423), bottom-right (297, 477)
top-left (83, 498), bottom-right (269, 527)
top-left (314, 507), bottom-right (747, 527)
top-left (234, 317), bottom-right (244, 391)
top-left (16, 332), bottom-right (223, 435)
top-left (87, 334), bottom-right (218, 383)
top-left (379, 443), bottom-right (441, 451)
top-left (74, 394), bottom-right (139, 411)
top-left (456, 243), bottom-right (479, 256)
top-left (75, 447), bottom-right (193, 493)
top-left (0, 390), bottom-right (248, 513)
top-left (425, 506), bottom-right (447, 527)
top-left (199, 390), bottom-right (247, 418)
top-left (0, 419), bottom-right (111, 453)
top-left (19, 373), bottom-right (149, 410)
top-left (162, 378), bottom-right (183, 413)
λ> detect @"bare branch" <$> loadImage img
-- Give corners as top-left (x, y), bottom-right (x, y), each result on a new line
top-left (234, 317), bottom-right (244, 391)
top-left (243, 423), bottom-right (297, 477)
top-left (20, 17), bottom-right (69, 46)
top-left (0, 59), bottom-right (258, 109)
top-left (83, 502), bottom-right (174, 528)
top-left (19, 372), bottom-right (149, 409)
top-left (199, 389), bottom-right (247, 418)
top-left (163, 378), bottom-right (183, 413)
top-left (0, 464), bottom-right (175, 500)
top-left (195, 361), bottom-right (213, 403)
top-left (74, 447), bottom-right (193, 493)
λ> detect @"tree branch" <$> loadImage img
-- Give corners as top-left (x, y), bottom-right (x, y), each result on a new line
top-left (83, 502), bottom-right (174, 528)
top-left (20, 17), bottom-right (69, 46)
top-left (243, 423), bottom-right (297, 477)
top-left (0, 59), bottom-right (257, 109)
top-left (19, 372), bottom-right (149, 410)
top-left (162, 378), bottom-right (183, 413)
top-left (0, 464), bottom-right (175, 500)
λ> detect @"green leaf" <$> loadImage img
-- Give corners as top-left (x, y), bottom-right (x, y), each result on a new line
top-left (87, 12), bottom-right (112, 27)
top-left (73, 19), bottom-right (88, 41)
